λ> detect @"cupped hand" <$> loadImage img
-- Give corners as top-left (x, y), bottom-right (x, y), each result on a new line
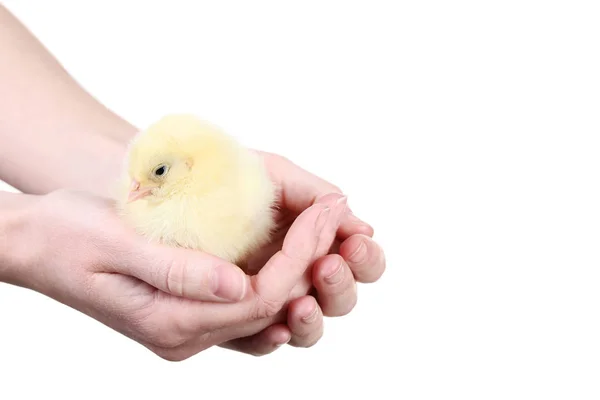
top-left (11, 189), bottom-right (347, 361)
top-left (220, 152), bottom-right (387, 355)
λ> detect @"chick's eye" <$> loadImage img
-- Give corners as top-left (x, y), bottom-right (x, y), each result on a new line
top-left (154, 165), bottom-right (167, 177)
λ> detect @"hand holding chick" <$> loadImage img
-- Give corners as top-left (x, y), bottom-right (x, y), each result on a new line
top-left (115, 114), bottom-right (276, 269)
top-left (113, 114), bottom-right (386, 354)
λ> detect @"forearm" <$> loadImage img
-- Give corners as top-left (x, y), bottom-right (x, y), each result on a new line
top-left (0, 5), bottom-right (136, 196)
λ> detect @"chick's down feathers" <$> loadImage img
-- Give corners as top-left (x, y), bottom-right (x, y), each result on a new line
top-left (115, 114), bottom-right (277, 267)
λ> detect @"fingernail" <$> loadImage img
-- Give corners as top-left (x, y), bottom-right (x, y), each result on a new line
top-left (315, 206), bottom-right (331, 233)
top-left (347, 210), bottom-right (371, 230)
top-left (348, 241), bottom-right (367, 263)
top-left (336, 196), bottom-right (349, 218)
top-left (324, 260), bottom-right (344, 284)
top-left (275, 336), bottom-right (291, 348)
top-left (336, 195), bottom-right (348, 207)
top-left (213, 265), bottom-right (247, 301)
top-left (301, 306), bottom-right (319, 324)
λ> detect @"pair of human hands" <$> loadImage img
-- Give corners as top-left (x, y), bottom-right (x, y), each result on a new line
top-left (9, 152), bottom-right (385, 360)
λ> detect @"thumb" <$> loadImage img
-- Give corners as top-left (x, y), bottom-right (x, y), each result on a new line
top-left (115, 241), bottom-right (248, 302)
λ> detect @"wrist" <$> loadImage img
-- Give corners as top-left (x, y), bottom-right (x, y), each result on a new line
top-left (0, 109), bottom-right (138, 197)
top-left (77, 130), bottom-right (136, 198)
top-left (0, 191), bottom-right (40, 288)
top-left (74, 118), bottom-right (139, 198)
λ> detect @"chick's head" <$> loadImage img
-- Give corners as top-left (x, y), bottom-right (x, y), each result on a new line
top-left (124, 114), bottom-right (239, 204)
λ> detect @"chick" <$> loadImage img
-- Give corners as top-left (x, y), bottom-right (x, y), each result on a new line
top-left (114, 114), bottom-right (277, 268)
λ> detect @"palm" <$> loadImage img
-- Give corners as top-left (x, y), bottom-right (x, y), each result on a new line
top-left (52, 190), bottom-right (316, 353)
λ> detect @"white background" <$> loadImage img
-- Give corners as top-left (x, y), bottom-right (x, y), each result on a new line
top-left (1, 1), bottom-right (599, 399)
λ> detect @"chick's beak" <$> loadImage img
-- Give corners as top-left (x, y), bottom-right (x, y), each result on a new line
top-left (127, 180), bottom-right (153, 203)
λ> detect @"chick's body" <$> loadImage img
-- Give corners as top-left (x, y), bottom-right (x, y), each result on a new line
top-left (115, 114), bottom-right (276, 266)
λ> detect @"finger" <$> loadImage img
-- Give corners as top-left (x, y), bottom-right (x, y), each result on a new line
top-left (312, 254), bottom-right (358, 317)
top-left (252, 198), bottom-right (344, 315)
top-left (328, 239), bottom-right (342, 255)
top-left (337, 210), bottom-right (375, 240)
top-left (219, 324), bottom-right (292, 357)
top-left (260, 152), bottom-right (374, 240)
top-left (113, 241), bottom-right (248, 302)
top-left (339, 234), bottom-right (386, 283)
top-left (261, 152), bottom-right (342, 214)
top-left (143, 196), bottom-right (343, 336)
top-left (140, 291), bottom-right (289, 359)
top-left (287, 296), bottom-right (324, 348)
top-left (247, 193), bottom-right (347, 275)
top-left (313, 194), bottom-right (349, 255)
top-left (244, 227), bottom-right (289, 275)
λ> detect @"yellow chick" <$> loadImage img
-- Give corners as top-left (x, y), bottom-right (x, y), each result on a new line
top-left (114, 114), bottom-right (277, 267)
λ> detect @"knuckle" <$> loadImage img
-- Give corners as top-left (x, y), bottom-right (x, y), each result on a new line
top-left (318, 256), bottom-right (347, 289)
top-left (136, 314), bottom-right (190, 350)
top-left (149, 331), bottom-right (212, 361)
top-left (281, 243), bottom-right (313, 266)
top-left (291, 314), bottom-right (324, 346)
top-left (153, 348), bottom-right (190, 362)
top-left (151, 331), bottom-right (214, 361)
top-left (261, 299), bottom-right (284, 319)
top-left (164, 259), bottom-right (186, 297)
top-left (319, 274), bottom-right (358, 317)
top-left (148, 330), bottom-right (188, 350)
top-left (253, 296), bottom-right (285, 320)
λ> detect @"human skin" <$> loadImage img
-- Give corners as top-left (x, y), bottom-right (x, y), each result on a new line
top-left (0, 4), bottom-right (386, 358)
top-left (0, 189), bottom-right (349, 360)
